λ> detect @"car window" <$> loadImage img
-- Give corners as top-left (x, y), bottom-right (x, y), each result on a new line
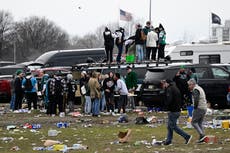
top-left (211, 67), bottom-right (229, 79)
top-left (194, 67), bottom-right (209, 79)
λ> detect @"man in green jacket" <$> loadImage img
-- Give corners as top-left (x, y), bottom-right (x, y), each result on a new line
top-left (125, 66), bottom-right (137, 109)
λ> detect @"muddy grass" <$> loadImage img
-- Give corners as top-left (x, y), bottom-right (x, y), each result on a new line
top-left (0, 107), bottom-right (230, 153)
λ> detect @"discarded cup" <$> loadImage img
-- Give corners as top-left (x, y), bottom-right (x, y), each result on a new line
top-left (48, 129), bottom-right (59, 136)
top-left (32, 124), bottom-right (41, 129)
top-left (57, 122), bottom-right (69, 128)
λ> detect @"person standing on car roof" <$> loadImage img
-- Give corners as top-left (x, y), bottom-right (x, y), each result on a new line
top-left (103, 27), bottom-right (115, 64)
top-left (115, 27), bottom-right (125, 64)
top-left (22, 71), bottom-right (38, 113)
top-left (162, 79), bottom-right (192, 145)
top-left (143, 21), bottom-right (151, 60)
top-left (188, 79), bottom-right (207, 143)
top-left (125, 66), bottom-right (137, 109)
top-left (146, 26), bottom-right (158, 61)
top-left (14, 70), bottom-right (24, 112)
top-left (173, 65), bottom-right (190, 109)
top-left (135, 24), bottom-right (144, 63)
top-left (158, 23), bottom-right (166, 60)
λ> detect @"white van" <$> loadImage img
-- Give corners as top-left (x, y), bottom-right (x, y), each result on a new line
top-left (165, 43), bottom-right (230, 64)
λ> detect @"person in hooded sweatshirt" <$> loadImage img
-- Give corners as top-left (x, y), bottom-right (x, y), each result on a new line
top-left (22, 71), bottom-right (38, 112)
top-left (158, 24), bottom-right (166, 60)
top-left (103, 27), bottom-right (115, 63)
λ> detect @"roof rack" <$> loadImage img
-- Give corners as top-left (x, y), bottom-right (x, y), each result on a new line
top-left (71, 60), bottom-right (173, 71)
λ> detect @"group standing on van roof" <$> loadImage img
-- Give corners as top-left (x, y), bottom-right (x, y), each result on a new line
top-left (103, 21), bottom-right (166, 64)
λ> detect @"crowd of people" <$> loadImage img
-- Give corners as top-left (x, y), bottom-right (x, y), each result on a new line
top-left (103, 21), bottom-right (166, 64)
top-left (12, 66), bottom-right (138, 117)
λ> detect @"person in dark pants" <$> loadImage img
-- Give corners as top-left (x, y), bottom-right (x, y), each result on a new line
top-left (162, 79), bottom-right (192, 145)
top-left (22, 72), bottom-right (38, 112)
top-left (115, 27), bottom-right (125, 63)
top-left (66, 74), bottom-right (77, 113)
top-left (103, 71), bottom-right (115, 112)
top-left (114, 73), bottom-right (128, 114)
top-left (158, 24), bottom-right (166, 60)
top-left (54, 75), bottom-right (65, 115)
top-left (46, 74), bottom-right (56, 116)
top-left (14, 70), bottom-right (24, 111)
top-left (173, 65), bottom-right (190, 109)
top-left (103, 27), bottom-right (115, 63)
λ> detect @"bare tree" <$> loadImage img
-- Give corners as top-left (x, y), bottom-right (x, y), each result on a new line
top-left (0, 10), bottom-right (14, 59)
top-left (14, 16), bottom-right (69, 62)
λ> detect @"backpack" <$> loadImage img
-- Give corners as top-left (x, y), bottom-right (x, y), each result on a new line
top-left (25, 77), bottom-right (33, 91)
top-left (55, 79), bottom-right (63, 94)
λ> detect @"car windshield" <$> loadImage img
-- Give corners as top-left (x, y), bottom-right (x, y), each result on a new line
top-left (145, 69), bottom-right (166, 82)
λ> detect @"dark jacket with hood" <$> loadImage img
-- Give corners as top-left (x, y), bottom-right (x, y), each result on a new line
top-left (103, 27), bottom-right (114, 47)
top-left (164, 82), bottom-right (182, 112)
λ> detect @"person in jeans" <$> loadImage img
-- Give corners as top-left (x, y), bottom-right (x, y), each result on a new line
top-left (114, 73), bottom-right (128, 114)
top-left (188, 79), bottom-right (207, 143)
top-left (88, 71), bottom-right (101, 117)
top-left (162, 79), bottom-right (192, 145)
top-left (135, 24), bottom-right (144, 63)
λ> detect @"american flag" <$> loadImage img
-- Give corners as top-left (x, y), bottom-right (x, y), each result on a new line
top-left (120, 9), bottom-right (132, 21)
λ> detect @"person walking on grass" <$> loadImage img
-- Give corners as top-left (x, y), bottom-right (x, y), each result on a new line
top-left (162, 79), bottom-right (192, 145)
top-left (188, 79), bottom-right (207, 143)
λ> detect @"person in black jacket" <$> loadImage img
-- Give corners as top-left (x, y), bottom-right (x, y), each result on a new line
top-left (66, 74), bottom-right (77, 113)
top-left (14, 70), bottom-right (24, 111)
top-left (103, 71), bottom-right (115, 112)
top-left (103, 27), bottom-right (114, 63)
top-left (162, 79), bottom-right (192, 145)
top-left (135, 24), bottom-right (144, 62)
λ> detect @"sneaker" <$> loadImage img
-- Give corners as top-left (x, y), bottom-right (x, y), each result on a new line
top-left (185, 135), bottom-right (192, 144)
top-left (197, 135), bottom-right (206, 143)
top-left (163, 141), bottom-right (172, 146)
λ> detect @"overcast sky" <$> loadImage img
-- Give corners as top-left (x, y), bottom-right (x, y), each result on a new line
top-left (1, 0), bottom-right (230, 43)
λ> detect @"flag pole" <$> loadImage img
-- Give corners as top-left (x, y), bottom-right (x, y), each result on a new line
top-left (149, 0), bottom-right (152, 22)
top-left (209, 11), bottom-right (211, 42)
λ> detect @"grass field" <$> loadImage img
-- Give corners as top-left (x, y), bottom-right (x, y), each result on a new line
top-left (0, 109), bottom-right (230, 153)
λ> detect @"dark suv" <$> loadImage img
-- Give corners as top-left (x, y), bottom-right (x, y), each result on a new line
top-left (140, 64), bottom-right (230, 108)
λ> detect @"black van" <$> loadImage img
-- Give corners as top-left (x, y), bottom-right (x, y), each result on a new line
top-left (35, 48), bottom-right (106, 67)
top-left (140, 64), bottom-right (230, 108)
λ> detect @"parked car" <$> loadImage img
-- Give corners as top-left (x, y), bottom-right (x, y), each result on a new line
top-left (0, 75), bottom-right (13, 103)
top-left (140, 64), bottom-right (230, 108)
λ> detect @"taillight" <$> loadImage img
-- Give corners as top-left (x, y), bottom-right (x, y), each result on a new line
top-left (228, 85), bottom-right (230, 93)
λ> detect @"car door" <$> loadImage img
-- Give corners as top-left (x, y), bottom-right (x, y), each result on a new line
top-left (209, 66), bottom-right (230, 107)
top-left (193, 66), bottom-right (214, 102)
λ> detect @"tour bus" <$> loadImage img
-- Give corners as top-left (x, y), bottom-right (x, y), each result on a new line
top-left (35, 48), bottom-right (106, 67)
top-left (165, 43), bottom-right (230, 64)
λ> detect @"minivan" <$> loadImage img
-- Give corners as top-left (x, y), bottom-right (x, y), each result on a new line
top-left (140, 64), bottom-right (230, 108)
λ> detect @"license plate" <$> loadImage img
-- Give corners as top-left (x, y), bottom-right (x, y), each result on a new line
top-left (148, 85), bottom-right (155, 89)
